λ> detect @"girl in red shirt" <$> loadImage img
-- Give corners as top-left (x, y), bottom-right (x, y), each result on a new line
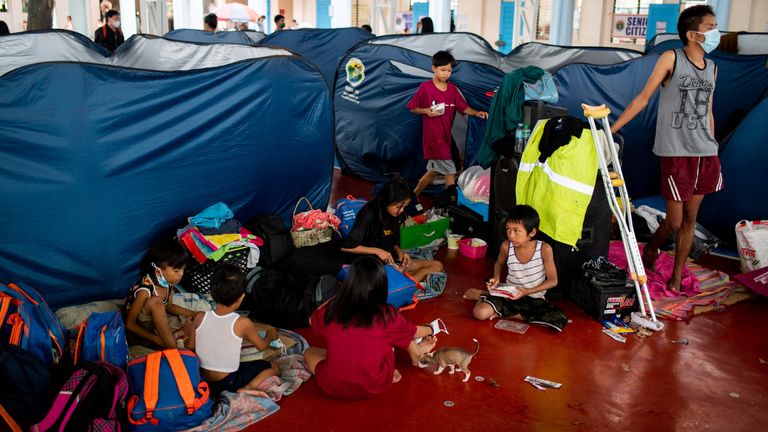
top-left (303, 256), bottom-right (443, 399)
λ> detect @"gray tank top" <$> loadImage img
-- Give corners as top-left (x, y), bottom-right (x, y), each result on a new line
top-left (653, 49), bottom-right (718, 157)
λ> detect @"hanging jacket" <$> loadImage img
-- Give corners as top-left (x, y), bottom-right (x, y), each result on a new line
top-left (477, 66), bottom-right (545, 168)
top-left (516, 119), bottom-right (599, 247)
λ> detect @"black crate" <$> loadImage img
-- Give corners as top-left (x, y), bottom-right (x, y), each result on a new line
top-left (181, 248), bottom-right (250, 294)
top-left (570, 275), bottom-right (638, 321)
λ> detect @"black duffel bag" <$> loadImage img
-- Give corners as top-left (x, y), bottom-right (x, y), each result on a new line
top-left (244, 267), bottom-right (337, 329)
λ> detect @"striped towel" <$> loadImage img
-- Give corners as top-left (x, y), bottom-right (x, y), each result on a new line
top-left (652, 262), bottom-right (750, 321)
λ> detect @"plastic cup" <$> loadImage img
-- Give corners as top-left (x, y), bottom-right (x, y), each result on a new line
top-left (447, 234), bottom-right (462, 249)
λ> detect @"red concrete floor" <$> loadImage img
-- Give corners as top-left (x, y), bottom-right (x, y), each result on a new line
top-left (249, 170), bottom-right (768, 432)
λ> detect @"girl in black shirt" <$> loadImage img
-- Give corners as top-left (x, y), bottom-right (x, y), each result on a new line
top-left (341, 178), bottom-right (443, 282)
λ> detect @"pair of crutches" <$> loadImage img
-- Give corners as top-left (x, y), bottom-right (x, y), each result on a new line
top-left (582, 103), bottom-right (663, 331)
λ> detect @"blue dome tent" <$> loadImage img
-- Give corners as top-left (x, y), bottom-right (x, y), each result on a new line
top-left (0, 33), bottom-right (333, 307)
top-left (260, 27), bottom-right (375, 87)
top-left (333, 34), bottom-right (643, 184)
top-left (165, 29), bottom-right (266, 45)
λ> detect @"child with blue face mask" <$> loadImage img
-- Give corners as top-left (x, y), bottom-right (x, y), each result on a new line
top-left (611, 5), bottom-right (723, 293)
top-left (125, 239), bottom-right (201, 349)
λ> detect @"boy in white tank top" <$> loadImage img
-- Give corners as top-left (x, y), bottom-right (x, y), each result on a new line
top-left (464, 205), bottom-right (567, 331)
top-left (186, 263), bottom-right (280, 396)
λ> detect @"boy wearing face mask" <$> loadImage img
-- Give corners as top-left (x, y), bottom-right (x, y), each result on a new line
top-left (611, 5), bottom-right (722, 292)
top-left (94, 9), bottom-right (124, 52)
top-left (125, 239), bottom-right (201, 349)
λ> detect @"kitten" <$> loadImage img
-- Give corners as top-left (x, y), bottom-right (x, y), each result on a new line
top-left (418, 339), bottom-right (479, 382)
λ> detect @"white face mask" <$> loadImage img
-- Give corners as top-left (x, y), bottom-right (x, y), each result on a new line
top-left (112, 19), bottom-right (121, 29)
top-left (694, 29), bottom-right (720, 53)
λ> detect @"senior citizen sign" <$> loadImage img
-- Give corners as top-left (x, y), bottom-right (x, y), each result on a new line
top-left (613, 14), bottom-right (648, 38)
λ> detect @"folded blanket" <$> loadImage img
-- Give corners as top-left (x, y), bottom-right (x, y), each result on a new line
top-left (255, 354), bottom-right (312, 402)
top-left (653, 262), bottom-right (751, 321)
top-left (608, 242), bottom-right (699, 299)
top-left (185, 391), bottom-right (280, 432)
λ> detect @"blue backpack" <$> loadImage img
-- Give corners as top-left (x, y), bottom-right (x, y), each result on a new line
top-left (75, 311), bottom-right (129, 369)
top-left (127, 349), bottom-right (212, 431)
top-left (335, 195), bottom-right (367, 237)
top-left (0, 282), bottom-right (69, 366)
top-left (337, 264), bottom-right (423, 309)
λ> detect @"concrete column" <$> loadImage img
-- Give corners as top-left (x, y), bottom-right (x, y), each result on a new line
top-left (331, 0), bottom-right (351, 28)
top-left (708, 0), bottom-right (730, 31)
top-left (429, 0), bottom-right (450, 32)
top-left (122, 0), bottom-right (137, 37)
top-left (578, 0), bottom-right (605, 46)
top-left (54, 0), bottom-right (69, 29)
top-left (549, 0), bottom-right (574, 45)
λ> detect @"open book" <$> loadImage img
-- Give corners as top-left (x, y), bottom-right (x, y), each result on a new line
top-left (240, 322), bottom-right (297, 362)
top-left (488, 283), bottom-right (520, 300)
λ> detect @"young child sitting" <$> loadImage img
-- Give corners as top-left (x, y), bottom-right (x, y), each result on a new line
top-left (463, 205), bottom-right (567, 330)
top-left (341, 177), bottom-right (443, 282)
top-left (125, 239), bottom-right (200, 348)
top-left (187, 263), bottom-right (280, 396)
top-left (303, 256), bottom-right (447, 399)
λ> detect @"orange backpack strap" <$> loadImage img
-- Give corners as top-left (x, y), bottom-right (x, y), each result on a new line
top-left (397, 270), bottom-right (423, 311)
top-left (8, 314), bottom-right (24, 345)
top-left (398, 295), bottom-right (419, 311)
top-left (163, 349), bottom-right (199, 414)
top-left (7, 283), bottom-right (37, 305)
top-left (143, 352), bottom-right (163, 419)
top-left (100, 325), bottom-right (107, 361)
top-left (73, 319), bottom-right (87, 364)
top-left (0, 403), bottom-right (22, 432)
top-left (0, 296), bottom-right (11, 331)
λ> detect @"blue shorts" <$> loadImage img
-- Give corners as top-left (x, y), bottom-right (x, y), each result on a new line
top-left (208, 360), bottom-right (273, 395)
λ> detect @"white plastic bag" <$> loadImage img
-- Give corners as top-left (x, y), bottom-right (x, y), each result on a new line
top-left (735, 220), bottom-right (768, 272)
top-left (457, 166), bottom-right (491, 203)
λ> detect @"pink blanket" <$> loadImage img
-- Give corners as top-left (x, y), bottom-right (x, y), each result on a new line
top-left (608, 241), bottom-right (699, 299)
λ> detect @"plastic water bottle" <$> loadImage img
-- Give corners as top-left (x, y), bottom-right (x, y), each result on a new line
top-left (514, 123), bottom-right (524, 154)
top-left (522, 123), bottom-right (531, 149)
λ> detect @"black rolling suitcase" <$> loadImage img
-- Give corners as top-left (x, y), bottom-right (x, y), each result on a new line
top-left (487, 101), bottom-right (569, 257)
top-left (535, 173), bottom-right (612, 300)
top-left (525, 100), bottom-right (569, 130)
top-left (448, 204), bottom-right (488, 240)
top-left (487, 155), bottom-right (519, 256)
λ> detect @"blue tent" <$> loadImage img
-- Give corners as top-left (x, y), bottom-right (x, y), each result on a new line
top-left (647, 32), bottom-right (768, 55)
top-left (334, 40), bottom-right (499, 183)
top-left (699, 96), bottom-right (768, 244)
top-left (0, 33), bottom-right (333, 307)
top-left (334, 34), bottom-right (642, 183)
top-left (260, 28), bottom-right (374, 87)
top-left (165, 29), bottom-right (265, 45)
top-left (553, 50), bottom-right (768, 198)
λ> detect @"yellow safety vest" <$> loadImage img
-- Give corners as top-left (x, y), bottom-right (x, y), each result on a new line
top-left (515, 120), bottom-right (599, 246)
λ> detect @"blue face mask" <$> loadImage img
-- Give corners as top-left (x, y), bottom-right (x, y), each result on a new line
top-left (152, 263), bottom-right (170, 288)
top-left (695, 29), bottom-right (720, 54)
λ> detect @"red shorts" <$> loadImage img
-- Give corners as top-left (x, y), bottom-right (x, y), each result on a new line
top-left (660, 156), bottom-right (723, 202)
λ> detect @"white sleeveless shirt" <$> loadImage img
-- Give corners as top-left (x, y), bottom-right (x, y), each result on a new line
top-left (506, 240), bottom-right (547, 299)
top-left (196, 311), bottom-right (242, 372)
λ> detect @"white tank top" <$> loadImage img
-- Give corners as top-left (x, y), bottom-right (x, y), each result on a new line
top-left (506, 240), bottom-right (547, 299)
top-left (196, 311), bottom-right (242, 372)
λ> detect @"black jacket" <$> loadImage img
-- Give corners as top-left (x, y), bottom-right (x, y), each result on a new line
top-left (94, 25), bottom-right (124, 52)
